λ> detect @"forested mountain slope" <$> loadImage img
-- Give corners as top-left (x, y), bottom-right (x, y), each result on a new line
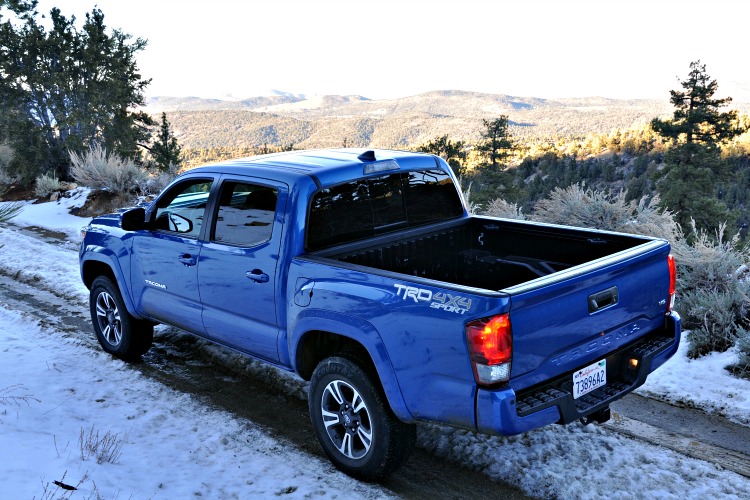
top-left (145, 91), bottom-right (726, 149)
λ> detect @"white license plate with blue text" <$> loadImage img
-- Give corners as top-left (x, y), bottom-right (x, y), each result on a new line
top-left (573, 359), bottom-right (606, 399)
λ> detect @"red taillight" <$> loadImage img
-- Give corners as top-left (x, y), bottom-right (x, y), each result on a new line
top-left (466, 314), bottom-right (512, 386)
top-left (667, 254), bottom-right (676, 313)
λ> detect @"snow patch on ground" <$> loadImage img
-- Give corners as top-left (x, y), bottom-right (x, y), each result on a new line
top-left (3, 187), bottom-right (92, 241)
top-left (638, 340), bottom-right (750, 426)
top-left (0, 306), bottom-right (391, 499)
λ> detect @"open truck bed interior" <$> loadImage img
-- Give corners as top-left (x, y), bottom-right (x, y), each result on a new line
top-left (323, 217), bottom-right (652, 291)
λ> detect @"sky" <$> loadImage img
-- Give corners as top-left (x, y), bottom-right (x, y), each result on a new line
top-left (25, 0), bottom-right (750, 100)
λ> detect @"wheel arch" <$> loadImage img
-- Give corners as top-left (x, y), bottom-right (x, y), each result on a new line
top-left (81, 255), bottom-right (141, 319)
top-left (291, 314), bottom-right (413, 423)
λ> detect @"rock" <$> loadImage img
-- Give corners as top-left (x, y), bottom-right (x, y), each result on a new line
top-left (50, 191), bottom-right (60, 201)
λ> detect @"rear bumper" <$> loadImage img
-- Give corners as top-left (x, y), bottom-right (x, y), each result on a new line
top-left (475, 311), bottom-right (681, 436)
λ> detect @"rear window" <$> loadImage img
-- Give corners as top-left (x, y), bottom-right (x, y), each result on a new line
top-left (307, 169), bottom-right (464, 250)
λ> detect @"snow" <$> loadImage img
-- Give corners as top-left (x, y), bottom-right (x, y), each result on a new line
top-left (1, 192), bottom-right (750, 499)
top-left (638, 341), bottom-right (750, 426)
top-left (0, 306), bottom-right (389, 499)
top-left (5, 187), bottom-right (92, 241)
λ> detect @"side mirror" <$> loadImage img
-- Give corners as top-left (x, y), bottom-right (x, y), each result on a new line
top-left (120, 207), bottom-right (147, 231)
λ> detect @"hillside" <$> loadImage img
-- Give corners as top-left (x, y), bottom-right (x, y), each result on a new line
top-left (143, 91), bottom-right (687, 150)
top-left (144, 90), bottom-right (750, 151)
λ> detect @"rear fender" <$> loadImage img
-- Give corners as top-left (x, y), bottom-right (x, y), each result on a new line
top-left (289, 309), bottom-right (413, 423)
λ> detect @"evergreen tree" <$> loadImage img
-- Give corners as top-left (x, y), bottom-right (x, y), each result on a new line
top-left (0, 6), bottom-right (152, 180)
top-left (650, 61), bottom-right (747, 234)
top-left (150, 112), bottom-right (182, 172)
top-left (417, 135), bottom-right (467, 177)
top-left (651, 60), bottom-right (742, 145)
top-left (477, 116), bottom-right (514, 169)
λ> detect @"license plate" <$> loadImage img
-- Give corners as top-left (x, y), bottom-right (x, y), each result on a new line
top-left (573, 359), bottom-right (606, 399)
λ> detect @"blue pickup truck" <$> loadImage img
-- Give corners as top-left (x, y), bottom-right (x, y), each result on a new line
top-left (79, 148), bottom-right (680, 479)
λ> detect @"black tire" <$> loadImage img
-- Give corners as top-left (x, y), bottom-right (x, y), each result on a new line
top-left (309, 355), bottom-right (416, 481)
top-left (89, 276), bottom-right (153, 360)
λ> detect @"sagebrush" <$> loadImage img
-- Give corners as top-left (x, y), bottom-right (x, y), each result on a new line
top-left (139, 161), bottom-right (180, 195)
top-left (70, 144), bottom-right (145, 193)
top-left (532, 184), bottom-right (680, 240)
top-left (34, 173), bottom-right (63, 198)
top-left (484, 197), bottom-right (526, 220)
top-left (0, 142), bottom-right (17, 185)
top-left (670, 222), bottom-right (750, 359)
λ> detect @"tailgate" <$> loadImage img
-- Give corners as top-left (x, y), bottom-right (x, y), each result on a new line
top-left (506, 240), bottom-right (671, 391)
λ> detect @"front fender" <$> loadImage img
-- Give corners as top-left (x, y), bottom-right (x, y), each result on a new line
top-left (289, 309), bottom-right (414, 423)
top-left (80, 246), bottom-right (142, 320)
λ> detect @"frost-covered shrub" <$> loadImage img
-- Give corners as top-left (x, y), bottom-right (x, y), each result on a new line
top-left (70, 144), bottom-right (146, 193)
top-left (483, 197), bottom-right (526, 220)
top-left (532, 184), bottom-right (679, 240)
top-left (0, 142), bottom-right (18, 186)
top-left (33, 173), bottom-right (63, 198)
top-left (731, 333), bottom-right (750, 379)
top-left (681, 287), bottom-right (750, 357)
top-left (138, 162), bottom-right (179, 196)
top-left (671, 222), bottom-right (750, 358)
top-left (460, 181), bottom-right (481, 215)
top-left (671, 222), bottom-right (748, 294)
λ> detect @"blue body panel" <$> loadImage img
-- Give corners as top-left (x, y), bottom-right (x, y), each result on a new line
top-left (80, 148), bottom-right (681, 436)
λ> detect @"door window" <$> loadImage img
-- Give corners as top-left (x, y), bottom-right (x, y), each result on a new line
top-left (153, 179), bottom-right (213, 238)
top-left (212, 181), bottom-right (278, 247)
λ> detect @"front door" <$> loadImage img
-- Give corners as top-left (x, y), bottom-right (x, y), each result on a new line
top-left (130, 177), bottom-right (214, 334)
top-left (197, 177), bottom-right (286, 362)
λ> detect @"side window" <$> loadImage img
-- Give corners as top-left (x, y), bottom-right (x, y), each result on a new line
top-left (212, 182), bottom-right (278, 247)
top-left (153, 179), bottom-right (213, 238)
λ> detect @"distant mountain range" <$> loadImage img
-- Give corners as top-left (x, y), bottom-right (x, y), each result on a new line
top-left (143, 90), bottom-right (750, 151)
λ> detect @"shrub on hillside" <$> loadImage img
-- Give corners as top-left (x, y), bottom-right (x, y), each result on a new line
top-left (0, 142), bottom-right (17, 186)
top-left (33, 173), bottom-right (63, 198)
top-left (483, 197), bottom-right (526, 220)
top-left (70, 144), bottom-right (145, 193)
top-left (139, 162), bottom-right (179, 196)
top-left (461, 181), bottom-right (481, 215)
top-left (670, 222), bottom-right (750, 358)
top-left (532, 184), bottom-right (679, 240)
top-left (680, 288), bottom-right (750, 357)
top-left (730, 334), bottom-right (750, 379)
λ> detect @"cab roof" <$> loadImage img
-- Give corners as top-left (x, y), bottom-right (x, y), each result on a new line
top-left (185, 148), bottom-right (444, 187)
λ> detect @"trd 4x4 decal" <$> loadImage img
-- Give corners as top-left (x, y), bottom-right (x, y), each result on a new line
top-left (393, 284), bottom-right (472, 315)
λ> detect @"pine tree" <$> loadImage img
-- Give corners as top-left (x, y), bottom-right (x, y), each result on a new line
top-left (151, 112), bottom-right (182, 172)
top-left (0, 6), bottom-right (152, 180)
top-left (477, 117), bottom-right (514, 169)
top-left (650, 61), bottom-right (747, 234)
top-left (417, 135), bottom-right (467, 177)
top-left (651, 60), bottom-right (742, 146)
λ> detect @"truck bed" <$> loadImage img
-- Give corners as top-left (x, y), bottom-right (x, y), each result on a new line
top-left (322, 217), bottom-right (651, 291)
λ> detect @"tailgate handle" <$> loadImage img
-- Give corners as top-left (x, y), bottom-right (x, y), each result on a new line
top-left (589, 286), bottom-right (618, 313)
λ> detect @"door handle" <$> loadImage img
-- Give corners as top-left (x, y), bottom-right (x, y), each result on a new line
top-left (246, 269), bottom-right (270, 283)
top-left (178, 254), bottom-right (196, 266)
top-left (588, 286), bottom-right (618, 313)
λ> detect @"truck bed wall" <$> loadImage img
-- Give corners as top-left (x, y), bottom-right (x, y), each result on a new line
top-left (329, 218), bottom-right (648, 290)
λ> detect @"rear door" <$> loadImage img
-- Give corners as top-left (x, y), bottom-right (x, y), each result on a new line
top-left (197, 176), bottom-right (287, 362)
